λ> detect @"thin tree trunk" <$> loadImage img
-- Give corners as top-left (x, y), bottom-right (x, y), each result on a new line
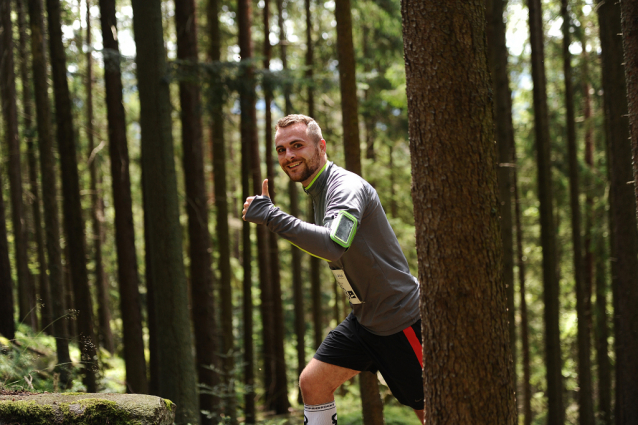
top-left (527, 0), bottom-right (564, 421)
top-left (46, 0), bottom-right (98, 391)
top-left (16, 0), bottom-right (51, 333)
top-left (130, 0), bottom-right (200, 421)
top-left (513, 146), bottom-right (532, 425)
top-left (305, 0), bottom-right (323, 352)
top-left (238, 0), bottom-right (256, 421)
top-left (27, 0), bottom-right (72, 386)
top-left (85, 0), bottom-right (114, 355)
top-left (401, 2), bottom-right (517, 422)
top-left (335, 0), bottom-right (383, 420)
top-left (208, 0), bottom-right (235, 420)
top-left (597, 1), bottom-right (638, 423)
top-left (1, 0), bottom-right (35, 330)
top-left (560, 2), bottom-right (593, 423)
top-left (276, 0), bottom-right (303, 408)
top-left (0, 167), bottom-right (14, 340)
top-left (335, 0), bottom-right (360, 174)
top-left (174, 1), bottom-right (218, 422)
top-left (594, 219), bottom-right (611, 425)
top-left (485, 0), bottom-right (516, 401)
top-left (97, 0), bottom-right (148, 394)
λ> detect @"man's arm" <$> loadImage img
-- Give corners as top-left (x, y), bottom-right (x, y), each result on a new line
top-left (245, 195), bottom-right (346, 262)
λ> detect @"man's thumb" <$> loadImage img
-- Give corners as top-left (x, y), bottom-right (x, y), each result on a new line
top-left (262, 179), bottom-right (270, 197)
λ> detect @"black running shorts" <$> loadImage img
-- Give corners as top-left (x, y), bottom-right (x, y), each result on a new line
top-left (314, 313), bottom-right (424, 410)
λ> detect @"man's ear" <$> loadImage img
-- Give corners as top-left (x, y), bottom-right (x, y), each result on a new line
top-left (320, 139), bottom-right (327, 153)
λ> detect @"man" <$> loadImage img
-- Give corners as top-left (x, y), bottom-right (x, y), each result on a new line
top-left (243, 114), bottom-right (424, 423)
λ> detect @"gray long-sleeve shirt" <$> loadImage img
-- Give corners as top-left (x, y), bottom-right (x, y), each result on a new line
top-left (245, 161), bottom-right (420, 336)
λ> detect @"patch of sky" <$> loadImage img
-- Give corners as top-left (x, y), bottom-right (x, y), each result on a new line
top-left (270, 58), bottom-right (284, 72)
top-left (228, 45), bottom-right (241, 62)
top-left (324, 0), bottom-right (335, 11)
top-left (231, 98), bottom-right (241, 115)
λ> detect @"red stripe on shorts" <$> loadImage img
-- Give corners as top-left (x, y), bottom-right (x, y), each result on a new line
top-left (403, 326), bottom-right (423, 368)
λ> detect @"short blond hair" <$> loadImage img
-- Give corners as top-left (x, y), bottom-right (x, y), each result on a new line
top-left (276, 114), bottom-right (323, 144)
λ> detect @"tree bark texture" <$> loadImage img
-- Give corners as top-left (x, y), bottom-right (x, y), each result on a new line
top-left (97, 0), bottom-right (148, 394)
top-left (130, 0), bottom-right (199, 421)
top-left (238, 0), bottom-right (256, 421)
top-left (619, 1), bottom-right (638, 421)
top-left (623, 0), bottom-right (638, 224)
top-left (335, 0), bottom-right (360, 175)
top-left (208, 0), bottom-right (236, 420)
top-left (401, 2), bottom-right (517, 424)
top-left (527, 0), bottom-right (564, 421)
top-left (484, 0), bottom-right (516, 399)
top-left (16, 0), bottom-right (51, 333)
top-left (305, 0), bottom-right (323, 352)
top-left (597, 1), bottom-right (638, 423)
top-left (174, 1), bottom-right (219, 422)
top-left (277, 0), bottom-right (305, 407)
top-left (0, 165), bottom-right (14, 340)
top-left (1, 0), bottom-right (36, 330)
top-left (27, 0), bottom-right (72, 386)
top-left (84, 0), bottom-right (114, 355)
top-left (560, 2), bottom-right (594, 424)
top-left (513, 144), bottom-right (532, 425)
top-left (46, 0), bottom-right (97, 391)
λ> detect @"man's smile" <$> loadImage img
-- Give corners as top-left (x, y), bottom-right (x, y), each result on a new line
top-left (287, 161), bottom-right (302, 169)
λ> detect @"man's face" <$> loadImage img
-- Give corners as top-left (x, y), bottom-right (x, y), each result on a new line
top-left (275, 123), bottom-right (326, 186)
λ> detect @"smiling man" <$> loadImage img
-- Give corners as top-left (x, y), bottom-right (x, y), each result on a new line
top-left (243, 114), bottom-right (424, 424)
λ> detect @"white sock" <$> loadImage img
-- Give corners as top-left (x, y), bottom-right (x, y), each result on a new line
top-left (304, 401), bottom-right (337, 425)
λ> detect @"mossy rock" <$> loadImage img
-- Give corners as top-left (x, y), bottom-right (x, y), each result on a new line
top-left (0, 392), bottom-right (175, 424)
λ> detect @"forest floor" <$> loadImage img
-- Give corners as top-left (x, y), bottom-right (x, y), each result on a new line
top-left (1, 325), bottom-right (418, 424)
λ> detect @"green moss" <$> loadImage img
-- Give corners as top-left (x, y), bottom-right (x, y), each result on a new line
top-left (0, 400), bottom-right (56, 425)
top-left (162, 399), bottom-right (174, 412)
top-left (0, 398), bottom-right (143, 425)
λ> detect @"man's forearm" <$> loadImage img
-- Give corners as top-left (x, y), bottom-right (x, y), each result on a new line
top-left (245, 196), bottom-right (345, 262)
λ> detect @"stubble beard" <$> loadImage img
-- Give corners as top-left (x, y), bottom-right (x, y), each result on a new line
top-left (285, 146), bottom-right (322, 183)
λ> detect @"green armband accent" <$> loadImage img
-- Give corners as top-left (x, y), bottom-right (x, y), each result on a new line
top-left (330, 211), bottom-right (358, 248)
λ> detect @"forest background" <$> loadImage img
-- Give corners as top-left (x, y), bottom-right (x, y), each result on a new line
top-left (0, 0), bottom-right (635, 424)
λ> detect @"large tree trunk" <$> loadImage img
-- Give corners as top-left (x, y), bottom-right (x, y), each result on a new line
top-left (84, 0), bottom-right (114, 355)
top-left (27, 0), bottom-right (72, 387)
top-left (618, 2), bottom-right (638, 422)
top-left (1, 0), bottom-right (35, 330)
top-left (174, 1), bottom-right (218, 422)
top-left (484, 0), bottom-right (516, 400)
top-left (208, 0), bottom-right (236, 420)
top-left (527, 0), bottom-right (564, 421)
top-left (97, 0), bottom-right (148, 394)
top-left (560, 2), bottom-right (594, 424)
top-left (16, 0), bottom-right (51, 333)
top-left (238, 0), bottom-right (256, 421)
top-left (597, 1), bottom-right (638, 423)
top-left (623, 0), bottom-right (638, 218)
top-left (335, 1), bottom-right (383, 421)
top-left (402, 1), bottom-right (517, 423)
top-left (130, 0), bottom-right (199, 421)
top-left (46, 0), bottom-right (97, 391)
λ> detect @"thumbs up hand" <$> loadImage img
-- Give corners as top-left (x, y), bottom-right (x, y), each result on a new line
top-left (243, 179), bottom-right (270, 221)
